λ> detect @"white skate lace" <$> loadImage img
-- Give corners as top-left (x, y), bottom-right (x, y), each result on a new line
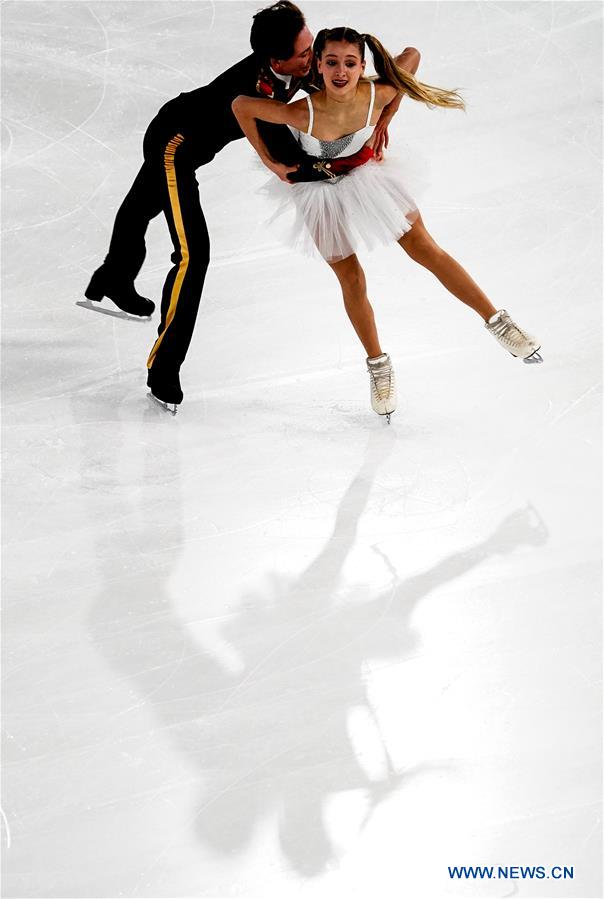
top-left (368, 363), bottom-right (394, 400)
top-left (490, 311), bottom-right (533, 349)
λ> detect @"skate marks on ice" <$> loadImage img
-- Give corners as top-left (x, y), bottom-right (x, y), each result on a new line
top-left (73, 409), bottom-right (550, 890)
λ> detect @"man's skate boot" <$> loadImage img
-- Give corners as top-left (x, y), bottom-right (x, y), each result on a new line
top-left (367, 353), bottom-right (397, 423)
top-left (81, 266), bottom-right (155, 319)
top-left (147, 366), bottom-right (183, 416)
top-left (485, 309), bottom-right (543, 363)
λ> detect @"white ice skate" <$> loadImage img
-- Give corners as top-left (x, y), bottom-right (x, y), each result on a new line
top-left (485, 309), bottom-right (543, 363)
top-left (367, 353), bottom-right (397, 423)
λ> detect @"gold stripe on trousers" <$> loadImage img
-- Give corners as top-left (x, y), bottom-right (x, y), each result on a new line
top-left (147, 133), bottom-right (188, 369)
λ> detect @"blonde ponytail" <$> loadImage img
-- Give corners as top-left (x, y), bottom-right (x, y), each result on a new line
top-left (363, 33), bottom-right (465, 109)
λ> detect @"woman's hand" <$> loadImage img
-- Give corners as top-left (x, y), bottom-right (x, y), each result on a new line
top-left (372, 84), bottom-right (403, 160)
top-left (370, 114), bottom-right (392, 161)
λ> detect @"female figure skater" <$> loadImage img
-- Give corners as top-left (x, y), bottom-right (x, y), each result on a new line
top-left (232, 27), bottom-right (542, 422)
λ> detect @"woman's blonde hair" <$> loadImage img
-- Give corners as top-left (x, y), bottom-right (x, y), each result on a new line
top-left (314, 27), bottom-right (465, 110)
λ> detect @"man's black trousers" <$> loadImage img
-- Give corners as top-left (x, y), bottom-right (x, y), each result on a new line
top-left (102, 102), bottom-right (301, 376)
top-left (102, 104), bottom-right (213, 375)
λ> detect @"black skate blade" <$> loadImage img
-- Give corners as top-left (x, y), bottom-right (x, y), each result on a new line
top-left (523, 349), bottom-right (543, 364)
top-left (147, 391), bottom-right (178, 416)
top-left (76, 299), bottom-right (152, 322)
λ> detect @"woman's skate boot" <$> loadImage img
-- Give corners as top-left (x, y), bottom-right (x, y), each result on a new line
top-left (485, 309), bottom-right (543, 363)
top-left (367, 353), bottom-right (397, 423)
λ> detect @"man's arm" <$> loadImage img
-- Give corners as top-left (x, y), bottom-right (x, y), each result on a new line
top-left (372, 46), bottom-right (421, 159)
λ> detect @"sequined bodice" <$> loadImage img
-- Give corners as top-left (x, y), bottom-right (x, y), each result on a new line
top-left (288, 81), bottom-right (376, 159)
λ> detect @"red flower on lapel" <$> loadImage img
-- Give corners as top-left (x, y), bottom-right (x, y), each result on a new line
top-left (256, 74), bottom-right (275, 99)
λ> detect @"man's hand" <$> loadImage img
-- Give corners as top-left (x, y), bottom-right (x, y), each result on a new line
top-left (264, 159), bottom-right (299, 182)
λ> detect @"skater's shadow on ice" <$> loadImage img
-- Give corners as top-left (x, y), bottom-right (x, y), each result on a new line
top-left (75, 399), bottom-right (548, 879)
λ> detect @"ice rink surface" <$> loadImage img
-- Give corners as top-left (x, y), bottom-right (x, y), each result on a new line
top-left (1, 2), bottom-right (602, 897)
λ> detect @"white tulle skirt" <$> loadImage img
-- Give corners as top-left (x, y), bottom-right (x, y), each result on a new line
top-left (261, 155), bottom-right (421, 263)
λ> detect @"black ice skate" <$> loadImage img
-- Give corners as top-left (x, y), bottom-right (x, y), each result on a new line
top-left (147, 367), bottom-right (183, 416)
top-left (77, 267), bottom-right (155, 320)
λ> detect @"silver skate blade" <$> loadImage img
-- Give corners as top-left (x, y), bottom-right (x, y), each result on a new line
top-left (147, 392), bottom-right (178, 416)
top-left (75, 299), bottom-right (151, 322)
top-left (523, 350), bottom-right (543, 364)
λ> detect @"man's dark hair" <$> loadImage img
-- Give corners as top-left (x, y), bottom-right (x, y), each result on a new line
top-left (250, 1), bottom-right (306, 61)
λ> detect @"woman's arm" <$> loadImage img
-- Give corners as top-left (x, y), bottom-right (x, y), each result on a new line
top-left (231, 96), bottom-right (308, 180)
top-left (232, 95), bottom-right (309, 128)
top-left (372, 47), bottom-right (421, 159)
top-left (374, 82), bottom-right (400, 108)
top-left (394, 46), bottom-right (421, 75)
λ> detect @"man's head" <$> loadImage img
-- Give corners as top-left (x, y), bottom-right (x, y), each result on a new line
top-left (250, 1), bottom-right (313, 78)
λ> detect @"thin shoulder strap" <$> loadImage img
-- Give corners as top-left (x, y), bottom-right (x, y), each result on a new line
top-left (365, 80), bottom-right (376, 127)
top-left (306, 94), bottom-right (314, 135)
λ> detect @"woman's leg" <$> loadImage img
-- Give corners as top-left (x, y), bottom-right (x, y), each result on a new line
top-left (398, 212), bottom-right (498, 321)
top-left (327, 254), bottom-right (383, 358)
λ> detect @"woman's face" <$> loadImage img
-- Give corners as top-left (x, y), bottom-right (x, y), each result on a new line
top-left (318, 40), bottom-right (365, 95)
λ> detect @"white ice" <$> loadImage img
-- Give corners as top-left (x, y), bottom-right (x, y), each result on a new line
top-left (1, 2), bottom-right (602, 897)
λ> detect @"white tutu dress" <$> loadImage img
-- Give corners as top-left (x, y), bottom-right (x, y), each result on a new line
top-left (262, 81), bottom-right (420, 263)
